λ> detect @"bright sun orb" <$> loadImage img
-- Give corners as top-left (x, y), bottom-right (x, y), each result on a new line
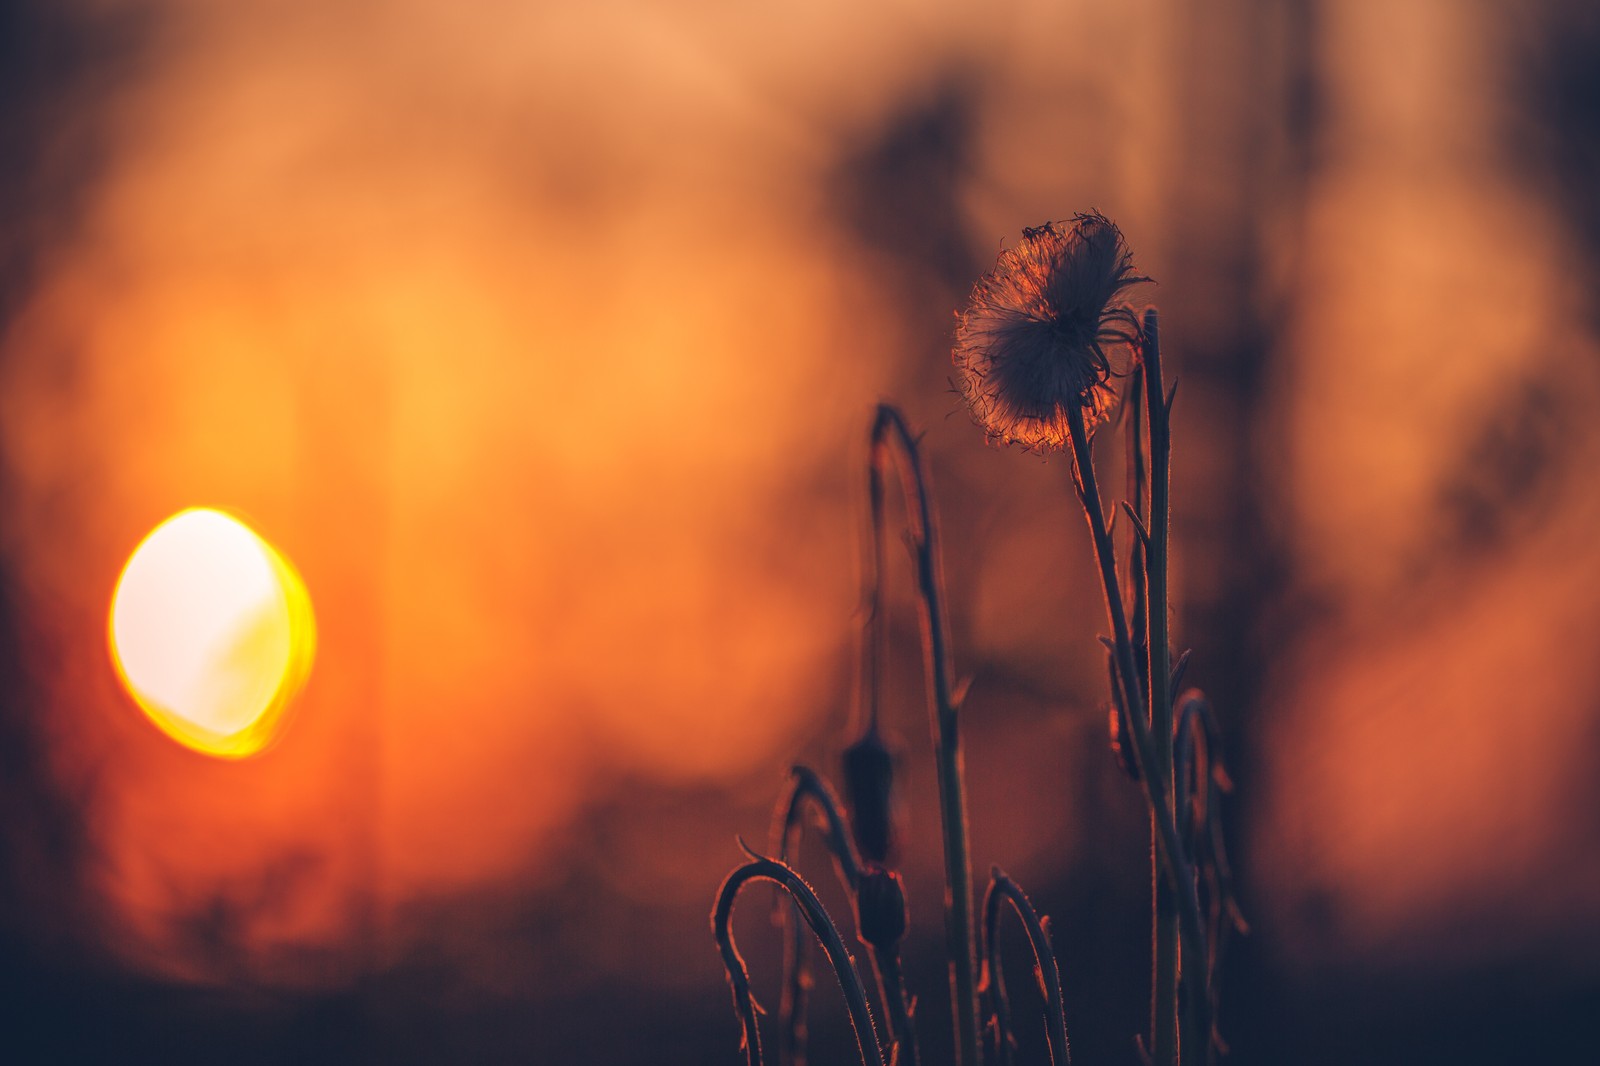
top-left (109, 508), bottom-right (315, 758)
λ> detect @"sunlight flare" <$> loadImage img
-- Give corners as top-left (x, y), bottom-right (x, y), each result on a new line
top-left (109, 508), bottom-right (315, 758)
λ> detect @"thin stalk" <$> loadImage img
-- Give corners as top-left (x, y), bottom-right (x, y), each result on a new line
top-left (1110, 363), bottom-right (1149, 783)
top-left (1143, 309), bottom-right (1171, 768)
top-left (870, 945), bottom-right (919, 1066)
top-left (1157, 855), bottom-right (1183, 1064)
top-left (1063, 402), bottom-right (1210, 1014)
top-left (1175, 692), bottom-right (1246, 1065)
top-left (1142, 311), bottom-right (1180, 1066)
top-left (870, 405), bottom-right (981, 1066)
top-left (1125, 361), bottom-right (1149, 699)
top-left (714, 852), bottom-right (887, 1066)
top-left (1064, 404), bottom-right (1151, 825)
top-left (867, 436), bottom-right (888, 740)
top-left (981, 869), bottom-right (1073, 1066)
top-left (1172, 703), bottom-right (1204, 1064)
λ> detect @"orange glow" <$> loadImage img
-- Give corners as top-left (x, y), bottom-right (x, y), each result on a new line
top-left (109, 508), bottom-right (315, 758)
top-left (0, 0), bottom-right (1170, 987)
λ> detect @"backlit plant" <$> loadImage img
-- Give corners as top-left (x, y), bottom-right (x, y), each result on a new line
top-left (713, 214), bottom-right (1244, 1066)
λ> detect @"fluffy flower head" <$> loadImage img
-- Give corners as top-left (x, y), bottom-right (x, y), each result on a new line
top-left (953, 213), bottom-right (1148, 450)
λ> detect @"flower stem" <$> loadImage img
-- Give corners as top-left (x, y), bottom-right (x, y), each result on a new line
top-left (869, 944), bottom-right (919, 1066)
top-left (1155, 868), bottom-right (1185, 1063)
top-left (1064, 401), bottom-right (1210, 1058)
top-left (1142, 311), bottom-right (1181, 1066)
top-left (773, 767), bottom-right (863, 1066)
top-left (1125, 361), bottom-right (1149, 698)
top-left (982, 868), bottom-right (1073, 1066)
top-left (1064, 404), bottom-right (1149, 810)
top-left (869, 405), bottom-right (981, 1066)
top-left (714, 852), bottom-right (887, 1066)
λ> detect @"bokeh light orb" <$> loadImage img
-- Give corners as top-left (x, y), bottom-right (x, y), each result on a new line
top-left (109, 508), bottom-right (315, 758)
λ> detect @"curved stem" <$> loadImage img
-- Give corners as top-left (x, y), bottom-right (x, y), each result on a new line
top-left (869, 404), bottom-right (981, 1066)
top-left (981, 869), bottom-right (1072, 1066)
top-left (772, 767), bottom-right (864, 1066)
top-left (775, 766), bottom-right (863, 889)
top-left (714, 854), bottom-right (887, 1066)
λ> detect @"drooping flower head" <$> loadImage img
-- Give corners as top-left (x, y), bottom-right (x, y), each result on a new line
top-left (953, 213), bottom-right (1149, 450)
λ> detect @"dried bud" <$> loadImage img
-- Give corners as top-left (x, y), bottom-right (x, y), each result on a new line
top-left (953, 213), bottom-right (1149, 450)
top-left (842, 730), bottom-right (897, 865)
top-left (854, 865), bottom-right (908, 949)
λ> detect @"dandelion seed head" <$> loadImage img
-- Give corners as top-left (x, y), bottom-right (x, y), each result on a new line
top-left (953, 213), bottom-right (1149, 450)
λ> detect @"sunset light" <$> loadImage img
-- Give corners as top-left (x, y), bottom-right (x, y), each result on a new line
top-left (109, 508), bottom-right (315, 758)
top-left (4, 1), bottom-right (1597, 1061)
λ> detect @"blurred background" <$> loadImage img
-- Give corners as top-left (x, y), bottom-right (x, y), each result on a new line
top-left (2, 0), bottom-right (1598, 1062)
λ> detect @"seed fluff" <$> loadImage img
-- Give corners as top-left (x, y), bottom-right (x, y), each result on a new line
top-left (953, 212), bottom-right (1149, 451)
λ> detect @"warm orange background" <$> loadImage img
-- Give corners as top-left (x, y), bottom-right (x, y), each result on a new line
top-left (2, 1), bottom-right (1597, 1062)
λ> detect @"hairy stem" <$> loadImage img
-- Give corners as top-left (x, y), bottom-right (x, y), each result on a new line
top-left (772, 767), bottom-right (863, 1066)
top-left (870, 945), bottom-right (919, 1066)
top-left (714, 853), bottom-right (886, 1066)
top-left (981, 869), bottom-right (1073, 1066)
